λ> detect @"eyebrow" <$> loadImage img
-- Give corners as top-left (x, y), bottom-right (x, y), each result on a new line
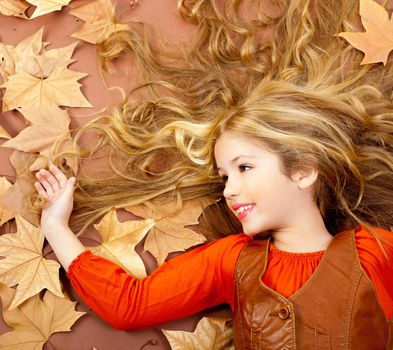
top-left (216, 155), bottom-right (259, 171)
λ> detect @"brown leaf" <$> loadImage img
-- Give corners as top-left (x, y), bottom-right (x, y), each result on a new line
top-left (69, 0), bottom-right (129, 44)
top-left (0, 151), bottom-right (40, 226)
top-left (90, 208), bottom-right (154, 278)
top-left (126, 200), bottom-right (208, 265)
top-left (1, 65), bottom-right (92, 112)
top-left (338, 0), bottom-right (393, 65)
top-left (1, 105), bottom-right (79, 174)
top-left (0, 284), bottom-right (85, 349)
top-left (0, 176), bottom-right (13, 226)
top-left (0, 215), bottom-right (63, 309)
top-left (25, 0), bottom-right (71, 19)
top-left (162, 317), bottom-right (234, 350)
top-left (0, 0), bottom-right (29, 18)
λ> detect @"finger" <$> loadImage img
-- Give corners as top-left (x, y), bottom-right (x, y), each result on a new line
top-left (38, 169), bottom-right (60, 192)
top-left (49, 164), bottom-right (68, 187)
top-left (35, 172), bottom-right (55, 195)
top-left (65, 177), bottom-right (77, 194)
top-left (34, 181), bottom-right (48, 199)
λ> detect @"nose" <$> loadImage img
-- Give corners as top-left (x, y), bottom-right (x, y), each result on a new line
top-left (223, 176), bottom-right (240, 199)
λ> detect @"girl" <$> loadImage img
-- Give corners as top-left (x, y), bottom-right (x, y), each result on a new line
top-left (34, 79), bottom-right (393, 349)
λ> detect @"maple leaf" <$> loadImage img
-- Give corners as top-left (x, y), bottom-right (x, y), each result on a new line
top-left (25, 0), bottom-right (71, 19)
top-left (126, 200), bottom-right (208, 265)
top-left (0, 151), bottom-right (40, 226)
top-left (69, 0), bottom-right (129, 44)
top-left (0, 0), bottom-right (29, 18)
top-left (0, 125), bottom-right (11, 139)
top-left (0, 215), bottom-right (63, 309)
top-left (0, 176), bottom-right (13, 226)
top-left (89, 208), bottom-right (154, 278)
top-left (1, 65), bottom-right (92, 112)
top-left (16, 42), bottom-right (78, 78)
top-left (0, 284), bottom-right (85, 349)
top-left (162, 317), bottom-right (234, 350)
top-left (338, 0), bottom-right (393, 65)
top-left (0, 27), bottom-right (44, 81)
top-left (1, 105), bottom-right (79, 174)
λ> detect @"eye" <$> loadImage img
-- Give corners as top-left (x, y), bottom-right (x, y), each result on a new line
top-left (239, 164), bottom-right (252, 172)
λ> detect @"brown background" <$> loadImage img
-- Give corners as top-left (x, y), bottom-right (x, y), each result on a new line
top-left (0, 1), bottom-right (231, 349)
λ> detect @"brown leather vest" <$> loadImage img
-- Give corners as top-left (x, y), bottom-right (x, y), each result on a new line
top-left (233, 230), bottom-right (393, 350)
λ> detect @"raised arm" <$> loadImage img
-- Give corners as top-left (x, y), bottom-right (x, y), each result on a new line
top-left (34, 164), bottom-right (85, 271)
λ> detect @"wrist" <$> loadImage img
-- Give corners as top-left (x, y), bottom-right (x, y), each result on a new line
top-left (41, 221), bottom-right (70, 239)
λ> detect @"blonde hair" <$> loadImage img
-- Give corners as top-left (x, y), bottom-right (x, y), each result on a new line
top-left (39, 0), bottom-right (393, 240)
top-left (211, 80), bottom-right (393, 234)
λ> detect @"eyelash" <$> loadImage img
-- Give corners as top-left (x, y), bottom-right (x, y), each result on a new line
top-left (220, 164), bottom-right (252, 182)
top-left (239, 164), bottom-right (251, 172)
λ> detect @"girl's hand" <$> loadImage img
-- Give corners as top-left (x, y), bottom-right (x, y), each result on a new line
top-left (34, 164), bottom-right (77, 235)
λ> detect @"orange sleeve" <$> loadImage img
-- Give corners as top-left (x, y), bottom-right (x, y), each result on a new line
top-left (356, 226), bottom-right (393, 320)
top-left (67, 233), bottom-right (250, 330)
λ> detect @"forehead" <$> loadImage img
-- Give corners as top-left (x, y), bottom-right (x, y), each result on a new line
top-left (214, 132), bottom-right (271, 164)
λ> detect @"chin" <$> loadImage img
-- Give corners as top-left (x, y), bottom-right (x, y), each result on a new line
top-left (242, 223), bottom-right (271, 238)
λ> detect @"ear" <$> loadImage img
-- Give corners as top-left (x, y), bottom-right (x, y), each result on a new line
top-left (290, 168), bottom-right (318, 189)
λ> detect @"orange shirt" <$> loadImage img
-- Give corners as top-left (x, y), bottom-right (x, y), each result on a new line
top-left (67, 226), bottom-right (393, 330)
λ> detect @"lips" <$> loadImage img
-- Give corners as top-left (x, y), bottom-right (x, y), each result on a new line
top-left (232, 203), bottom-right (255, 220)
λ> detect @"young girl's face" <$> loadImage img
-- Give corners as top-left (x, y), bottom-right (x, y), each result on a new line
top-left (214, 132), bottom-right (304, 236)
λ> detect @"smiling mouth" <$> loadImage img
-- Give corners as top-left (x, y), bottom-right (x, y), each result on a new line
top-left (235, 205), bottom-right (254, 220)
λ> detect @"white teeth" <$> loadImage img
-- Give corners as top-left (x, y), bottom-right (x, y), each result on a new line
top-left (236, 205), bottom-right (252, 215)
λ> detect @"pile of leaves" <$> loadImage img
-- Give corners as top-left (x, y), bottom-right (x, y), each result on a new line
top-left (0, 0), bottom-right (389, 348)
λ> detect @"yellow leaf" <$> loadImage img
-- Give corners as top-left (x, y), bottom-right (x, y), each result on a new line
top-left (16, 48), bottom-right (75, 78)
top-left (0, 284), bottom-right (85, 349)
top-left (0, 215), bottom-right (63, 309)
top-left (126, 200), bottom-right (208, 265)
top-left (0, 0), bottom-right (29, 18)
top-left (25, 0), bottom-right (71, 19)
top-left (44, 41), bottom-right (78, 62)
top-left (0, 125), bottom-right (11, 139)
top-left (69, 0), bottom-right (129, 44)
top-left (0, 151), bottom-right (40, 226)
top-left (162, 317), bottom-right (234, 350)
top-left (0, 27), bottom-right (44, 80)
top-left (90, 208), bottom-right (154, 278)
top-left (0, 176), bottom-right (13, 226)
top-left (2, 105), bottom-right (70, 152)
top-left (1, 105), bottom-right (79, 174)
top-left (338, 0), bottom-right (393, 65)
top-left (1, 66), bottom-right (92, 112)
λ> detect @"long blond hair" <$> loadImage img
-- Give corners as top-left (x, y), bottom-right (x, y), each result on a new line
top-left (43, 0), bottom-right (393, 239)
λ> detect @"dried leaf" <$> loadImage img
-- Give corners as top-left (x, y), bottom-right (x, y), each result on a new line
top-left (1, 65), bottom-right (92, 112)
top-left (0, 125), bottom-right (11, 139)
top-left (25, 0), bottom-right (71, 19)
top-left (0, 27), bottom-right (44, 81)
top-left (0, 0), bottom-right (29, 18)
top-left (44, 41), bottom-right (78, 60)
top-left (10, 38), bottom-right (77, 78)
top-left (126, 200), bottom-right (208, 265)
top-left (162, 317), bottom-right (234, 350)
top-left (0, 176), bottom-right (13, 226)
top-left (69, 0), bottom-right (129, 44)
top-left (0, 284), bottom-right (85, 349)
top-left (90, 208), bottom-right (154, 278)
top-left (0, 151), bottom-right (40, 226)
top-left (338, 0), bottom-right (393, 65)
top-left (1, 105), bottom-right (79, 174)
top-left (0, 215), bottom-right (63, 309)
